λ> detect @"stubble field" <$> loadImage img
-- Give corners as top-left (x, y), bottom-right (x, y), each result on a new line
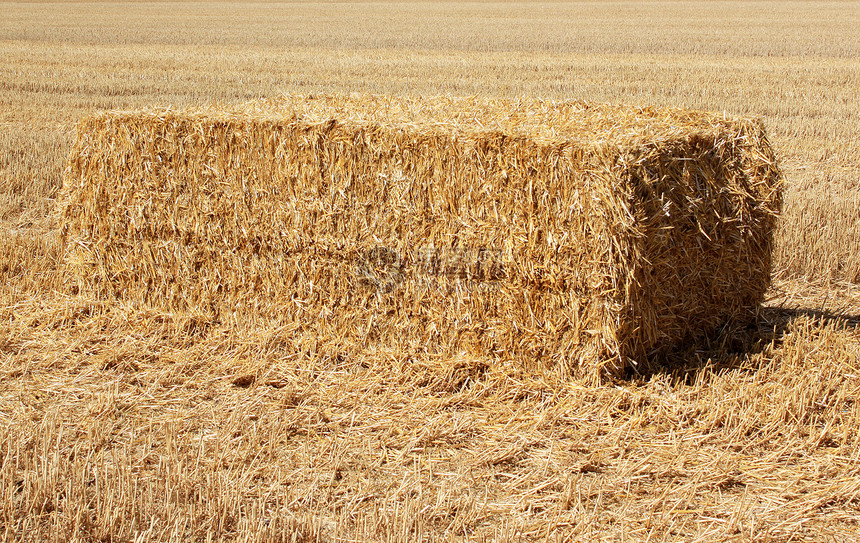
top-left (1, 1), bottom-right (859, 541)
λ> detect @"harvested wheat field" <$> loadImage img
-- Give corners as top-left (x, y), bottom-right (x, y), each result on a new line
top-left (2, 2), bottom-right (860, 542)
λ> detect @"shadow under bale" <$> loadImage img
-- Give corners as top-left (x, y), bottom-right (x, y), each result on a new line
top-left (639, 302), bottom-right (860, 385)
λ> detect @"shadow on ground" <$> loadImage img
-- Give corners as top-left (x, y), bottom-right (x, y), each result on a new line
top-left (631, 304), bottom-right (860, 384)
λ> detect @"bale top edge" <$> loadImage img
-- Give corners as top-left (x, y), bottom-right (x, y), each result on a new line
top-left (77, 93), bottom-right (765, 148)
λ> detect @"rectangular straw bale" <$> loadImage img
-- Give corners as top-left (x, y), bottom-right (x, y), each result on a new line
top-left (59, 94), bottom-right (782, 380)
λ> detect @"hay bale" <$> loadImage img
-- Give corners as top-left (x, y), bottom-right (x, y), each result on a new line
top-left (59, 94), bottom-right (782, 380)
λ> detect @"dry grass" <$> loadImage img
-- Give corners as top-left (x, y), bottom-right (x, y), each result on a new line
top-left (2, 1), bottom-right (860, 541)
